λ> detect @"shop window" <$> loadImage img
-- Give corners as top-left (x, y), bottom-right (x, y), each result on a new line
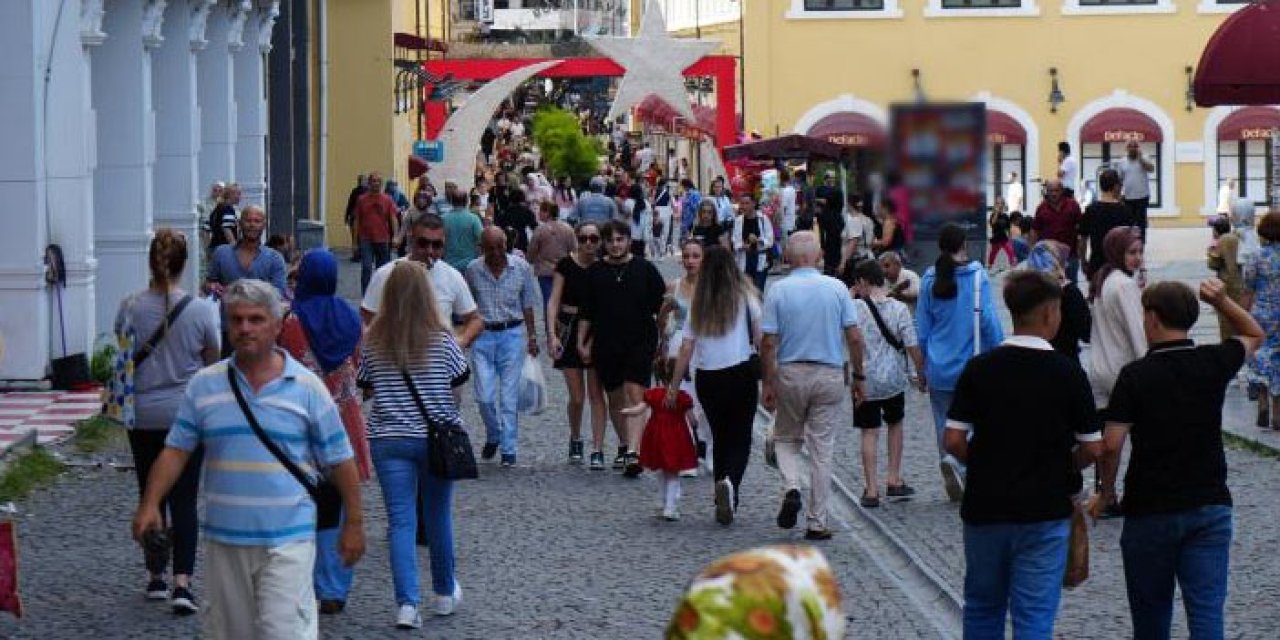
top-left (804, 0), bottom-right (886, 10)
top-left (987, 144), bottom-right (1027, 213)
top-left (1062, 0), bottom-right (1174, 14)
top-left (1078, 0), bottom-right (1155, 5)
top-left (1219, 139), bottom-right (1274, 208)
top-left (927, 0), bottom-right (1038, 17)
top-left (1082, 141), bottom-right (1161, 208)
top-left (788, 0), bottom-right (903, 18)
top-left (942, 0), bottom-right (1023, 7)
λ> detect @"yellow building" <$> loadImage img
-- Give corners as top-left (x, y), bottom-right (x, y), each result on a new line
top-left (742, 1), bottom-right (1277, 226)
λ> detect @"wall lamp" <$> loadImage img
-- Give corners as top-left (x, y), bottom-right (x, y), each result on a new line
top-left (1185, 65), bottom-right (1196, 112)
top-left (1048, 67), bottom-right (1066, 114)
top-left (912, 68), bottom-right (926, 103)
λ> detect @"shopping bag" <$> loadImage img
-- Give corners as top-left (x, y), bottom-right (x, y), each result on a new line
top-left (0, 519), bottom-right (22, 618)
top-left (518, 355), bottom-right (547, 415)
top-left (1063, 495), bottom-right (1095, 588)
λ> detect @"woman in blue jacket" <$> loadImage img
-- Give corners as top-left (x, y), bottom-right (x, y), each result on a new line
top-left (916, 224), bottom-right (1004, 502)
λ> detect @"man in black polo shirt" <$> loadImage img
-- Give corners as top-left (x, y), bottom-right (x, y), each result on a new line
top-left (577, 220), bottom-right (666, 476)
top-left (1102, 279), bottom-right (1262, 639)
top-left (944, 270), bottom-right (1102, 639)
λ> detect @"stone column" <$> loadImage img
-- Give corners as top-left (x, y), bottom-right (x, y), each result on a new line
top-left (153, 0), bottom-right (214, 294)
top-left (0, 0), bottom-right (100, 380)
top-left (198, 0), bottom-right (242, 199)
top-left (233, 1), bottom-right (277, 211)
top-left (91, 0), bottom-right (162, 345)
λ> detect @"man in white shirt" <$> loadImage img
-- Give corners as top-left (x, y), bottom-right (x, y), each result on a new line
top-left (1115, 140), bottom-right (1155, 240)
top-left (361, 214), bottom-right (482, 347)
top-left (841, 197), bottom-right (876, 268)
top-left (1005, 172), bottom-right (1025, 215)
top-left (1058, 141), bottom-right (1079, 200)
top-left (780, 169), bottom-right (798, 240)
top-left (879, 251), bottom-right (921, 312)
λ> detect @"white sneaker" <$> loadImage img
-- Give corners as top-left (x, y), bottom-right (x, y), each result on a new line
top-left (714, 478), bottom-right (734, 525)
top-left (662, 505), bottom-right (681, 521)
top-left (433, 581), bottom-right (462, 617)
top-left (396, 604), bottom-right (422, 629)
top-left (679, 468), bottom-right (698, 478)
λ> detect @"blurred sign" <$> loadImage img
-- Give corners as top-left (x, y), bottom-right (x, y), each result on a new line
top-left (890, 102), bottom-right (986, 241)
top-left (414, 140), bottom-right (443, 163)
top-left (478, 0), bottom-right (494, 24)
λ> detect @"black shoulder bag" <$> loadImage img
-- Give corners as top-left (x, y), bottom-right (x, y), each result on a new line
top-left (402, 371), bottom-right (479, 481)
top-left (133, 295), bottom-right (194, 368)
top-left (226, 366), bottom-right (342, 530)
top-left (862, 296), bottom-right (905, 353)
top-left (743, 303), bottom-right (762, 380)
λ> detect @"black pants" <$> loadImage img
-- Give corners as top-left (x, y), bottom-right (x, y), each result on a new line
top-left (1125, 197), bottom-right (1150, 240)
top-left (128, 429), bottom-right (203, 577)
top-left (695, 361), bottom-right (759, 508)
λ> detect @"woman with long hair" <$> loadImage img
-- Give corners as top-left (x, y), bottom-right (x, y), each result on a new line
top-left (658, 240), bottom-right (709, 470)
top-left (277, 250), bottom-right (371, 615)
top-left (916, 223), bottom-right (1004, 502)
top-left (552, 175), bottom-right (576, 212)
top-left (546, 222), bottom-right (611, 468)
top-left (689, 200), bottom-right (729, 249)
top-left (668, 245), bottom-right (762, 526)
top-left (1023, 240), bottom-right (1091, 364)
top-left (1087, 226), bottom-right (1146, 517)
top-left (358, 261), bottom-right (470, 628)
top-left (116, 229), bottom-right (221, 614)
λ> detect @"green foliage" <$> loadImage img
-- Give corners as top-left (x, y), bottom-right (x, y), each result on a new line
top-left (532, 107), bottom-right (601, 182)
top-left (90, 338), bottom-right (118, 384)
top-left (0, 448), bottom-right (65, 503)
top-left (72, 415), bottom-right (120, 454)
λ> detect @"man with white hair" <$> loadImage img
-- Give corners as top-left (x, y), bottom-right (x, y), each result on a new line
top-left (761, 232), bottom-right (866, 541)
top-left (133, 279), bottom-right (365, 639)
top-left (573, 176), bottom-right (620, 225)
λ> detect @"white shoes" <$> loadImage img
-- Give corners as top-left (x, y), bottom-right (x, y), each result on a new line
top-left (662, 505), bottom-right (681, 521)
top-left (396, 604), bottom-right (422, 629)
top-left (433, 581), bottom-right (462, 617)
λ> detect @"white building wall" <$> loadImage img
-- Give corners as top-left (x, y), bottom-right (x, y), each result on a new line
top-left (233, 1), bottom-right (272, 208)
top-left (198, 1), bottom-right (240, 200)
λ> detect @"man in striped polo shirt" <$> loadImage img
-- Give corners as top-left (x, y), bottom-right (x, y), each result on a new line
top-left (132, 279), bottom-right (365, 639)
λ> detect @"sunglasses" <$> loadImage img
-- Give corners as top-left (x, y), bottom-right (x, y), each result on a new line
top-left (414, 237), bottom-right (445, 249)
top-left (577, 234), bottom-right (600, 243)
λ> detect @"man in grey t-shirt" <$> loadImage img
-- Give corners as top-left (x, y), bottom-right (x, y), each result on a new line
top-left (1116, 140), bottom-right (1155, 239)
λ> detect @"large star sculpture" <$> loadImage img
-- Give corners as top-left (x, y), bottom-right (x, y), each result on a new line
top-left (587, 0), bottom-right (719, 122)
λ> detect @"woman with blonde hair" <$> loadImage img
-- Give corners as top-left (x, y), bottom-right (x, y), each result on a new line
top-left (358, 261), bottom-right (470, 629)
top-left (668, 245), bottom-right (762, 526)
top-left (116, 228), bottom-right (221, 614)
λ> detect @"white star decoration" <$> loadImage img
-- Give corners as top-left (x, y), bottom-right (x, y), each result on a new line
top-left (587, 0), bottom-right (719, 122)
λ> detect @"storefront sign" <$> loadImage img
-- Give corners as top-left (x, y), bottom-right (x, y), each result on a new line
top-left (478, 0), bottom-right (494, 24)
top-left (988, 133), bottom-right (1008, 145)
top-left (1240, 128), bottom-right (1276, 140)
top-left (826, 133), bottom-right (870, 147)
top-left (1103, 130), bottom-right (1147, 143)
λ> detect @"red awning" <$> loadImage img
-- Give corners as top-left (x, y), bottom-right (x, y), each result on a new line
top-left (986, 110), bottom-right (1027, 145)
top-left (633, 95), bottom-right (716, 136)
top-left (723, 134), bottom-right (848, 163)
top-left (1194, 2), bottom-right (1280, 107)
top-left (806, 112), bottom-right (886, 148)
top-left (394, 32), bottom-right (448, 53)
top-left (1218, 106), bottom-right (1280, 141)
top-left (1081, 109), bottom-right (1163, 143)
top-left (408, 155), bottom-right (429, 180)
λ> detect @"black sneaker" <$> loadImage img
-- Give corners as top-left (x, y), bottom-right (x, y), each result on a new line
top-left (500, 454), bottom-right (516, 467)
top-left (569, 439), bottom-right (584, 462)
top-left (613, 446), bottom-right (628, 470)
top-left (886, 483), bottom-right (916, 499)
top-left (146, 579), bottom-right (169, 601)
top-left (589, 451), bottom-right (605, 471)
top-left (777, 489), bottom-right (802, 530)
top-left (319, 599), bottom-right (346, 615)
top-left (622, 452), bottom-right (643, 478)
top-left (481, 442), bottom-right (499, 461)
top-left (170, 586), bottom-right (198, 615)
top-left (804, 528), bottom-right (834, 541)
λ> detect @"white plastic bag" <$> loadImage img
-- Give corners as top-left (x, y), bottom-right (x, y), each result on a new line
top-left (518, 355), bottom-right (547, 415)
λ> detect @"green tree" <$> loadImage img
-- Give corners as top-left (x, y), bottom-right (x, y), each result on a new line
top-left (532, 107), bottom-right (601, 182)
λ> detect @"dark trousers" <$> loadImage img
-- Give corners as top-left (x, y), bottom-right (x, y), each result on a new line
top-left (695, 361), bottom-right (759, 508)
top-left (1125, 197), bottom-right (1150, 240)
top-left (128, 429), bottom-right (203, 577)
top-left (360, 240), bottom-right (392, 294)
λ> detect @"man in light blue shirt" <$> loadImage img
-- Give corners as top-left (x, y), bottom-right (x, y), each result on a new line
top-left (761, 231), bottom-right (865, 541)
top-left (132, 279), bottom-right (364, 639)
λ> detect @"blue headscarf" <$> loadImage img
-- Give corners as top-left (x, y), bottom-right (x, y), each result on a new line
top-left (292, 249), bottom-right (362, 374)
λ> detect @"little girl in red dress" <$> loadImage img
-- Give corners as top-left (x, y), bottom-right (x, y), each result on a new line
top-left (625, 387), bottom-right (696, 521)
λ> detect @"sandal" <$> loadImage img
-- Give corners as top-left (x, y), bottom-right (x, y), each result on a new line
top-left (860, 492), bottom-right (881, 508)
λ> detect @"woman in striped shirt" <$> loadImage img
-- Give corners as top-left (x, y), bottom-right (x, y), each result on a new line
top-left (358, 261), bottom-right (470, 629)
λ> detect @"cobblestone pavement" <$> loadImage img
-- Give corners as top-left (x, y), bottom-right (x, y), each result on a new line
top-left (2, 250), bottom-right (1277, 638)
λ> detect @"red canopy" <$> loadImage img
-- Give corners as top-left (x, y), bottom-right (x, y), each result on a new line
top-left (723, 134), bottom-right (847, 163)
top-left (806, 112), bottom-right (886, 148)
top-left (633, 95), bottom-right (716, 137)
top-left (1218, 106), bottom-right (1280, 141)
top-left (1081, 109), bottom-right (1162, 143)
top-left (986, 110), bottom-right (1027, 145)
top-left (1194, 2), bottom-right (1280, 107)
top-left (408, 155), bottom-right (429, 180)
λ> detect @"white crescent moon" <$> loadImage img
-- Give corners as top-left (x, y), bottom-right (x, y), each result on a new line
top-left (435, 60), bottom-right (564, 194)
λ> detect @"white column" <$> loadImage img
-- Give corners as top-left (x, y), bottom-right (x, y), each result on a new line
top-left (198, 0), bottom-right (243, 197)
top-left (92, 0), bottom-right (163, 335)
top-left (153, 0), bottom-right (213, 294)
top-left (0, 0), bottom-right (99, 380)
top-left (233, 1), bottom-right (276, 210)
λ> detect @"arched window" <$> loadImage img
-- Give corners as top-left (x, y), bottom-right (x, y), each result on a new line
top-left (1217, 107), bottom-right (1279, 208)
top-left (1080, 108), bottom-right (1162, 207)
top-left (986, 110), bottom-right (1027, 212)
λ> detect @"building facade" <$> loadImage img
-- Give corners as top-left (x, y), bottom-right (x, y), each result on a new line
top-left (743, 0), bottom-right (1276, 225)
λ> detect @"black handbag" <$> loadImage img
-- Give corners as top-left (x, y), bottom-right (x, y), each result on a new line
top-left (744, 303), bottom-right (762, 380)
top-left (226, 367), bottom-right (342, 530)
top-left (402, 371), bottom-right (479, 481)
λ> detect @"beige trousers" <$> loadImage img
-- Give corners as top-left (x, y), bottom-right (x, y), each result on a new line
top-left (203, 539), bottom-right (318, 640)
top-left (774, 362), bottom-right (849, 532)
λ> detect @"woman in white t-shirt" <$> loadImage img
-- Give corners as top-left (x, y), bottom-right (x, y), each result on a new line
top-left (667, 246), bottom-right (761, 526)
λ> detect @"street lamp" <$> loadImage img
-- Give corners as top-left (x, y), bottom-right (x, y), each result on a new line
top-left (1048, 67), bottom-right (1066, 114)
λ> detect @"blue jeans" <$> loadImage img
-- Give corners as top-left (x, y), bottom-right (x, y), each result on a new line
top-left (314, 507), bottom-right (353, 601)
top-left (370, 437), bottom-right (455, 605)
top-left (963, 519), bottom-right (1070, 639)
top-left (359, 240), bottom-right (391, 294)
top-left (538, 275), bottom-right (554, 311)
top-left (1121, 505), bottom-right (1232, 640)
top-left (928, 388), bottom-right (966, 476)
top-left (472, 326), bottom-right (526, 455)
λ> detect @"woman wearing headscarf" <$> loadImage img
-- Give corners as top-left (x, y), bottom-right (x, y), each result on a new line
top-left (1244, 211), bottom-right (1280, 431)
top-left (666, 545), bottom-right (846, 640)
top-left (1024, 240), bottom-right (1091, 364)
top-left (1087, 226), bottom-right (1146, 517)
top-left (277, 249), bottom-right (370, 614)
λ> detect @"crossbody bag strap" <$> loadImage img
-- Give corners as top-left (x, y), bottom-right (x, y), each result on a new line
top-left (862, 296), bottom-right (905, 352)
top-left (225, 366), bottom-right (320, 499)
top-left (401, 370), bottom-right (440, 435)
top-left (973, 268), bottom-right (983, 357)
top-left (134, 294), bottom-right (194, 368)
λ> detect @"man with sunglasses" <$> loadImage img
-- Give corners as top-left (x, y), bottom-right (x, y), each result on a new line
top-left (576, 220), bottom-right (667, 475)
